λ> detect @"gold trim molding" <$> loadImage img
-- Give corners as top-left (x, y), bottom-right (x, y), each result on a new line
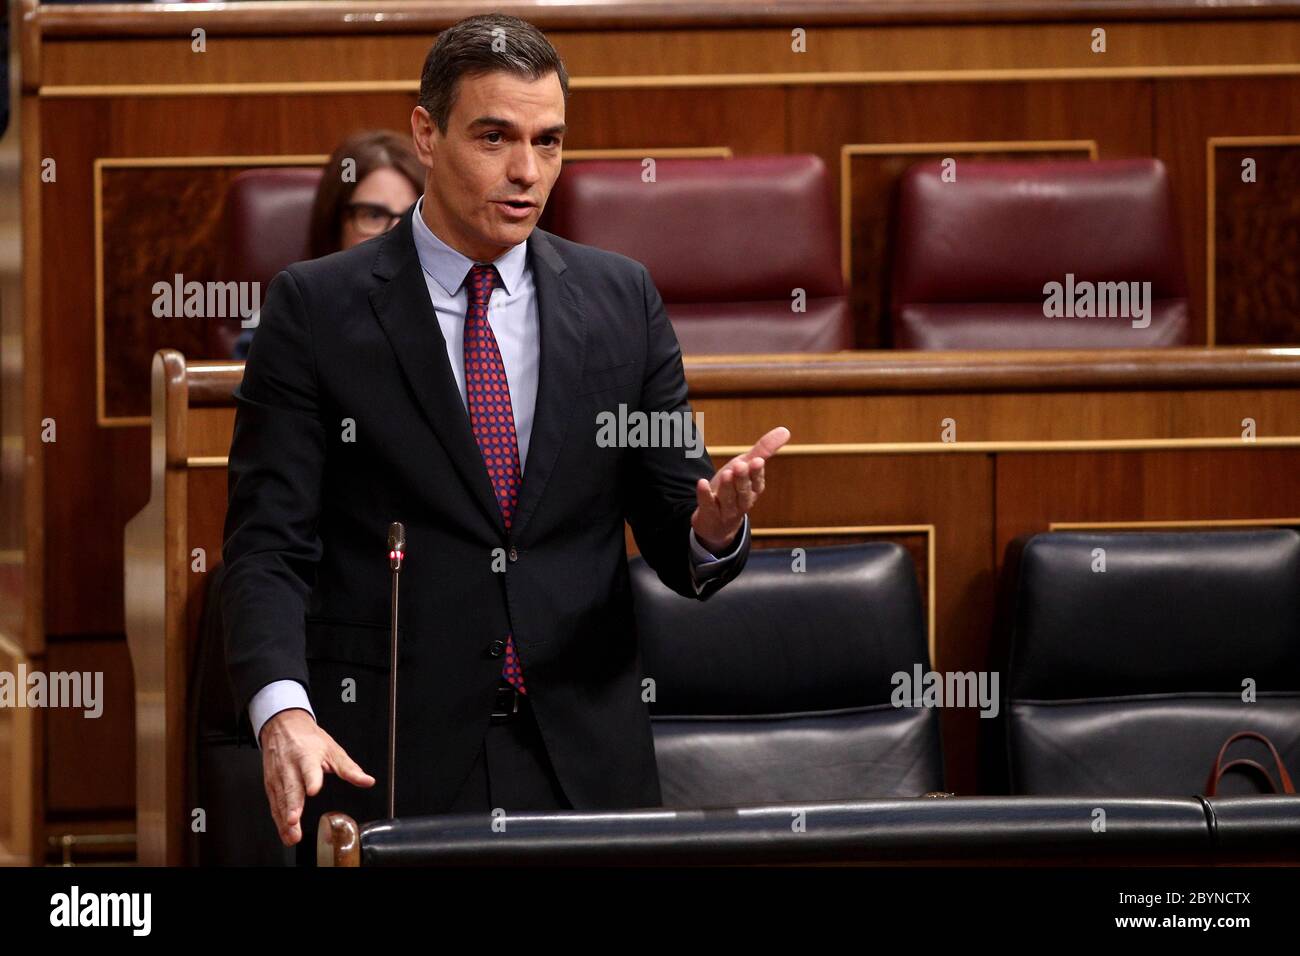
top-left (38, 64), bottom-right (1300, 99)
top-left (707, 436), bottom-right (1300, 456)
top-left (1049, 516), bottom-right (1300, 530)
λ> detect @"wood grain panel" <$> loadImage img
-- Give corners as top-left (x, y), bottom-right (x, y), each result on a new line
top-left (43, 637), bottom-right (135, 815)
top-left (1210, 141), bottom-right (1300, 345)
top-left (1156, 75), bottom-right (1300, 345)
top-left (36, 19), bottom-right (1300, 90)
top-left (33, 0), bottom-right (1300, 39)
top-left (995, 448), bottom-right (1300, 565)
top-left (691, 390), bottom-right (1300, 445)
top-left (100, 166), bottom-right (252, 421)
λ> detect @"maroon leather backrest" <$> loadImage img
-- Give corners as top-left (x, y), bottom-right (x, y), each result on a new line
top-left (222, 167), bottom-right (324, 287)
top-left (890, 158), bottom-right (1190, 349)
top-left (545, 155), bottom-right (851, 353)
top-left (206, 167), bottom-right (323, 356)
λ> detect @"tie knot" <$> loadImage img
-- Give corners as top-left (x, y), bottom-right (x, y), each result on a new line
top-left (466, 263), bottom-right (501, 309)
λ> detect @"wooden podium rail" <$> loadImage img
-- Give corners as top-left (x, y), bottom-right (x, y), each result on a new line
top-left (123, 345), bottom-right (1300, 864)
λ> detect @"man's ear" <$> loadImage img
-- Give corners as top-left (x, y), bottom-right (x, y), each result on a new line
top-left (410, 106), bottom-right (437, 162)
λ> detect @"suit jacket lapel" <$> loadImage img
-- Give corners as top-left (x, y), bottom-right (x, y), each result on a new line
top-left (510, 228), bottom-right (587, 542)
top-left (369, 205), bottom-right (505, 534)
top-left (368, 207), bottom-right (587, 542)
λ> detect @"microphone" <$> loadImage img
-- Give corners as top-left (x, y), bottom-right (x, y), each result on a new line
top-left (388, 522), bottom-right (406, 571)
top-left (386, 522), bottom-right (405, 819)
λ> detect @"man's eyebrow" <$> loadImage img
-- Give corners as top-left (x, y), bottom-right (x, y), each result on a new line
top-left (468, 116), bottom-right (567, 136)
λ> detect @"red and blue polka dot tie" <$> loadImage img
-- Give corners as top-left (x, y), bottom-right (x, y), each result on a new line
top-left (464, 263), bottom-right (527, 695)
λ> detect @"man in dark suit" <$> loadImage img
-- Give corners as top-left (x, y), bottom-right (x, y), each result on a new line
top-left (221, 13), bottom-right (788, 862)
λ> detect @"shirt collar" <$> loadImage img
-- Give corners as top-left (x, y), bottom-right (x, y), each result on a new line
top-left (411, 194), bottom-right (528, 297)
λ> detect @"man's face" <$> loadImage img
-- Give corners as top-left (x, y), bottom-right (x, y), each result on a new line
top-left (411, 70), bottom-right (565, 262)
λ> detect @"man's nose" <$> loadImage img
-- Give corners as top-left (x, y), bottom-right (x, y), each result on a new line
top-left (507, 143), bottom-right (542, 185)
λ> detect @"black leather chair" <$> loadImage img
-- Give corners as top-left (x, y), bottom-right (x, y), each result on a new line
top-left (632, 541), bottom-right (944, 806)
top-left (1001, 529), bottom-right (1300, 796)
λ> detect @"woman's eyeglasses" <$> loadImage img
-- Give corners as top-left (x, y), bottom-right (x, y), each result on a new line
top-left (345, 201), bottom-right (405, 236)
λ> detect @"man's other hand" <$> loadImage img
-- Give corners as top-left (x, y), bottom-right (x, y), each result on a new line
top-left (259, 708), bottom-right (375, 847)
top-left (692, 425), bottom-right (790, 553)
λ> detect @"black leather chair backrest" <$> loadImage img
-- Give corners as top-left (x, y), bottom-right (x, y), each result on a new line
top-left (631, 541), bottom-right (942, 806)
top-left (1005, 529), bottom-right (1300, 795)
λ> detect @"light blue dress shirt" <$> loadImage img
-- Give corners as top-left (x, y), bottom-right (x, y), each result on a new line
top-left (248, 195), bottom-right (748, 745)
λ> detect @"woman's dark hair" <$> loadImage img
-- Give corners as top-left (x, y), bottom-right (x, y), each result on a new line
top-left (418, 13), bottom-right (569, 136)
top-left (307, 129), bottom-right (425, 259)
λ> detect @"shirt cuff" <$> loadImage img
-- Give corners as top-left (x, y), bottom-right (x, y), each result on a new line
top-left (249, 680), bottom-right (315, 749)
top-left (688, 514), bottom-right (749, 595)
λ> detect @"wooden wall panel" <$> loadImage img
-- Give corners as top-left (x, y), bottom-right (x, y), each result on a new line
top-left (101, 166), bottom-right (253, 421)
top-left (35, 18), bottom-right (1300, 89)
top-left (42, 637), bottom-right (135, 816)
top-left (995, 448), bottom-right (1300, 572)
top-left (1155, 76), bottom-right (1300, 345)
top-left (1210, 142), bottom-right (1300, 346)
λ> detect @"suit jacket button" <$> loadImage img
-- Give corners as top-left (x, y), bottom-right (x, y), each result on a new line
top-left (508, 547), bottom-right (518, 562)
top-left (488, 639), bottom-right (506, 657)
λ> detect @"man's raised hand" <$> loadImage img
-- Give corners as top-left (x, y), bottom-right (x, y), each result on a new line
top-left (691, 426), bottom-right (790, 553)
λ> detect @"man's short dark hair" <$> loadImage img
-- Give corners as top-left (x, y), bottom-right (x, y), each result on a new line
top-left (418, 14), bottom-right (570, 136)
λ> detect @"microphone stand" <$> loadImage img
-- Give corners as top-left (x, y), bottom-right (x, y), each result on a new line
top-left (387, 522), bottom-right (405, 820)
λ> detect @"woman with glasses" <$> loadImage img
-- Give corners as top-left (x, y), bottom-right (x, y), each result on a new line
top-left (233, 129), bottom-right (423, 358)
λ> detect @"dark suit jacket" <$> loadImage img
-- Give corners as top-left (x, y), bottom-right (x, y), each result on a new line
top-left (220, 202), bottom-right (750, 837)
